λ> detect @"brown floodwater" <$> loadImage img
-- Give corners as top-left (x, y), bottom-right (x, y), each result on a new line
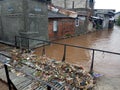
top-left (35, 26), bottom-right (120, 76)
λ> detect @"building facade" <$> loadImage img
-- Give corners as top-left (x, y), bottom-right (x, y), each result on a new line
top-left (0, 0), bottom-right (48, 48)
top-left (94, 9), bottom-right (115, 29)
top-left (48, 11), bottom-right (75, 40)
top-left (51, 0), bottom-right (95, 35)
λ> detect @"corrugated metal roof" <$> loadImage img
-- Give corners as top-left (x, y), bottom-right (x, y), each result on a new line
top-left (48, 4), bottom-right (77, 18)
top-left (77, 11), bottom-right (88, 16)
top-left (48, 11), bottom-right (69, 18)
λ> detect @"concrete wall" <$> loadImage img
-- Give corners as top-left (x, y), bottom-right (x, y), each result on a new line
top-left (75, 16), bottom-right (87, 35)
top-left (0, 0), bottom-right (48, 48)
top-left (51, 0), bottom-right (88, 9)
top-left (88, 21), bottom-right (93, 32)
top-left (103, 16), bottom-right (109, 29)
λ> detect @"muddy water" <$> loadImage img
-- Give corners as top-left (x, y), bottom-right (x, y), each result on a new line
top-left (35, 26), bottom-right (120, 76)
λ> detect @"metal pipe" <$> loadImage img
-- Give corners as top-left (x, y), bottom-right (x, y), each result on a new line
top-left (4, 64), bottom-right (12, 90)
top-left (15, 36), bottom-right (17, 48)
top-left (27, 38), bottom-right (30, 52)
top-left (47, 85), bottom-right (51, 90)
top-left (42, 42), bottom-right (46, 56)
top-left (90, 50), bottom-right (95, 74)
top-left (15, 36), bottom-right (120, 55)
top-left (62, 44), bottom-right (66, 62)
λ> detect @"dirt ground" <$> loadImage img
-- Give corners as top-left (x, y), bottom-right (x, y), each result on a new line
top-left (0, 80), bottom-right (8, 90)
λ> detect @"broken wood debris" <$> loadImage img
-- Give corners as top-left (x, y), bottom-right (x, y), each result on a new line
top-left (9, 49), bottom-right (95, 89)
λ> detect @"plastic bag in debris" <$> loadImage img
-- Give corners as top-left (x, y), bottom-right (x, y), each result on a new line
top-left (93, 73), bottom-right (103, 78)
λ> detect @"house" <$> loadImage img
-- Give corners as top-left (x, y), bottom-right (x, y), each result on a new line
top-left (93, 9), bottom-right (115, 29)
top-left (48, 11), bottom-right (75, 40)
top-left (50, 0), bottom-right (95, 34)
top-left (0, 0), bottom-right (49, 48)
top-left (47, 4), bottom-right (93, 39)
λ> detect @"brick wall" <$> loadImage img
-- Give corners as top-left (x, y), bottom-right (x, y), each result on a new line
top-left (48, 18), bottom-right (75, 40)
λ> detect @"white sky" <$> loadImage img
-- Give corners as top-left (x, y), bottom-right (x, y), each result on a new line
top-left (95, 0), bottom-right (120, 12)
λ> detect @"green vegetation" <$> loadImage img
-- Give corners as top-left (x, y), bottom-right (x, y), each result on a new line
top-left (116, 16), bottom-right (120, 26)
top-left (65, 33), bottom-right (72, 38)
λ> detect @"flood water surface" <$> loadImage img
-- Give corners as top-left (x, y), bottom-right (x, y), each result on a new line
top-left (35, 26), bottom-right (120, 77)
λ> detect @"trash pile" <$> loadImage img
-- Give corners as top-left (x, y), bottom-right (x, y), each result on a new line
top-left (10, 49), bottom-right (94, 90)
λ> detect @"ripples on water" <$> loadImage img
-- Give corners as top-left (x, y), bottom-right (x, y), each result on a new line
top-left (35, 26), bottom-right (120, 75)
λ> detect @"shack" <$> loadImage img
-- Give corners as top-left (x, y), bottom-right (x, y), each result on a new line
top-left (51, 0), bottom-right (95, 34)
top-left (94, 9), bottom-right (115, 29)
top-left (48, 11), bottom-right (75, 40)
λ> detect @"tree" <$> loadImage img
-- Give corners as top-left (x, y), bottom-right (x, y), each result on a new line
top-left (116, 16), bottom-right (120, 26)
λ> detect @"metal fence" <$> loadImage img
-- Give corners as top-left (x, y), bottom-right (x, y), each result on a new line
top-left (15, 36), bottom-right (120, 74)
top-left (1, 36), bottom-right (120, 90)
top-left (0, 52), bottom-right (65, 90)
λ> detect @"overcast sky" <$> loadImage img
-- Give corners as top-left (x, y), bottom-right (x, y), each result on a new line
top-left (95, 0), bottom-right (120, 12)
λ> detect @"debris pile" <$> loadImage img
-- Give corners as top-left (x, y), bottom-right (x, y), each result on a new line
top-left (10, 49), bottom-right (94, 90)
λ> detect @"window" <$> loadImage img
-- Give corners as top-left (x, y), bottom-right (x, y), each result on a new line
top-left (75, 18), bottom-right (79, 27)
top-left (8, 7), bottom-right (14, 12)
top-left (34, 7), bottom-right (41, 12)
top-left (53, 21), bottom-right (58, 32)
